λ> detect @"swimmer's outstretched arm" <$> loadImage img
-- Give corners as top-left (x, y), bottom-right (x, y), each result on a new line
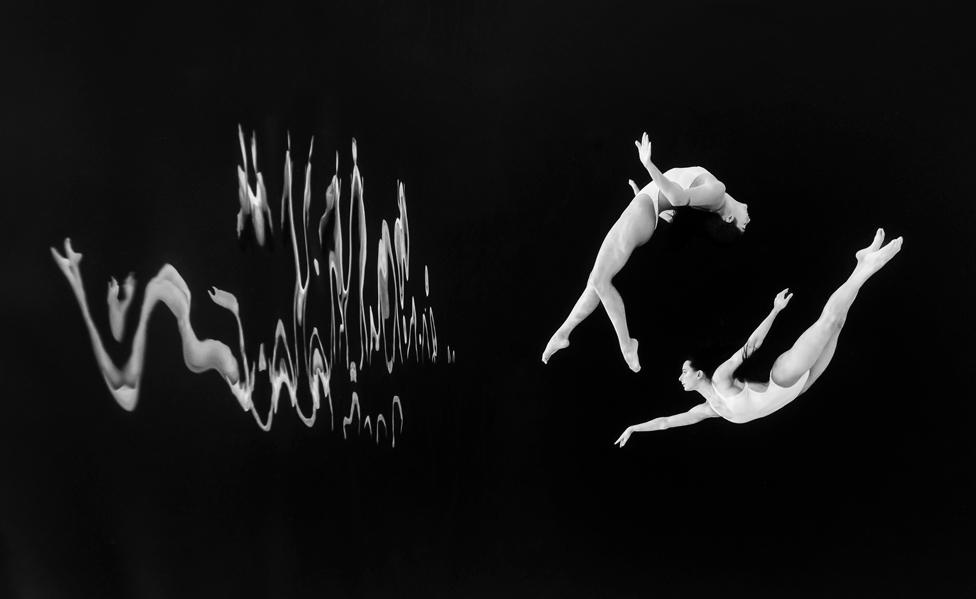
top-left (634, 132), bottom-right (726, 210)
top-left (744, 289), bottom-right (793, 357)
top-left (614, 403), bottom-right (718, 446)
top-left (714, 289), bottom-right (792, 379)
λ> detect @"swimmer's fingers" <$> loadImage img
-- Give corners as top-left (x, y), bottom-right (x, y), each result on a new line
top-left (614, 427), bottom-right (633, 447)
top-left (634, 132), bottom-right (652, 164)
top-left (628, 179), bottom-right (640, 195)
top-left (773, 288), bottom-right (793, 311)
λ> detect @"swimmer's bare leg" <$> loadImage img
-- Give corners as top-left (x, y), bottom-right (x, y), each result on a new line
top-left (800, 327), bottom-right (840, 393)
top-left (800, 228), bottom-right (903, 391)
top-left (542, 197), bottom-right (653, 371)
top-left (592, 276), bottom-right (640, 372)
top-left (542, 287), bottom-right (599, 363)
top-left (591, 204), bottom-right (655, 372)
top-left (108, 272), bottom-right (136, 342)
top-left (772, 228), bottom-right (902, 387)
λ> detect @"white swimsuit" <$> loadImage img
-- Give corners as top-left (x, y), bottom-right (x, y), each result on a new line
top-left (709, 370), bottom-right (811, 424)
top-left (637, 166), bottom-right (708, 222)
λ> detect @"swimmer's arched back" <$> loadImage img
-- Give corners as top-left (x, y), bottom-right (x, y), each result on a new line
top-left (542, 132), bottom-right (749, 371)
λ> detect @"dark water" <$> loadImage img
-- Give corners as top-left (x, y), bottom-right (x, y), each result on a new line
top-left (3, 2), bottom-right (974, 597)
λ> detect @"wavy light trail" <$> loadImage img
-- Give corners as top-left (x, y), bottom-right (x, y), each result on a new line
top-left (52, 129), bottom-right (453, 445)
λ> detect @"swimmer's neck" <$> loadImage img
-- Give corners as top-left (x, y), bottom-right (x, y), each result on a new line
top-left (717, 194), bottom-right (737, 220)
top-left (692, 377), bottom-right (717, 400)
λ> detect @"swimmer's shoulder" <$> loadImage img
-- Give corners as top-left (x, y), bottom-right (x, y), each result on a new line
top-left (667, 166), bottom-right (718, 187)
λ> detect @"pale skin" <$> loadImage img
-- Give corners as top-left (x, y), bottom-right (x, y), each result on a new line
top-left (542, 132), bottom-right (750, 372)
top-left (614, 228), bottom-right (903, 446)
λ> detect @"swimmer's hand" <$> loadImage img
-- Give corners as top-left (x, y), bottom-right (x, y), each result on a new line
top-left (773, 288), bottom-right (793, 312)
top-left (614, 426), bottom-right (634, 447)
top-left (634, 132), bottom-right (652, 166)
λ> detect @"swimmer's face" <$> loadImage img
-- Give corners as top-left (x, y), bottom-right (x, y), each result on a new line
top-left (723, 198), bottom-right (750, 232)
top-left (678, 360), bottom-right (703, 391)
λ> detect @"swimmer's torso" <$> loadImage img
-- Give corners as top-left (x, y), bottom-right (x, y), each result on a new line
top-left (619, 166), bottom-right (714, 242)
top-left (636, 166), bottom-right (711, 201)
top-left (708, 373), bottom-right (809, 424)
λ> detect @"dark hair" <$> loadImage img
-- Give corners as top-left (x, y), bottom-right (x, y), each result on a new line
top-left (687, 341), bottom-right (767, 385)
top-left (685, 356), bottom-right (713, 380)
top-left (702, 213), bottom-right (744, 244)
top-left (661, 209), bottom-right (743, 250)
top-left (685, 345), bottom-right (729, 381)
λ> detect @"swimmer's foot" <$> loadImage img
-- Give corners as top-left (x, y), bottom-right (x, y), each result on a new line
top-left (621, 338), bottom-right (640, 373)
top-left (50, 238), bottom-right (85, 291)
top-left (542, 331), bottom-right (570, 364)
top-left (855, 228), bottom-right (885, 263)
top-left (855, 230), bottom-right (903, 277)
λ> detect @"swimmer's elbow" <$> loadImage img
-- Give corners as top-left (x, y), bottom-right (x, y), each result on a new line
top-left (695, 404), bottom-right (720, 421)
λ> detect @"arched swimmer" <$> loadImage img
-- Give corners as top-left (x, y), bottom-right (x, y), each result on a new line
top-left (542, 132), bottom-right (750, 371)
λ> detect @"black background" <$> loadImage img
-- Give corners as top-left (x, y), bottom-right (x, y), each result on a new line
top-left (3, 1), bottom-right (974, 597)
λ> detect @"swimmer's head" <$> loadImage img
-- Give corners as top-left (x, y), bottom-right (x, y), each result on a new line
top-left (723, 194), bottom-right (750, 232)
top-left (702, 194), bottom-right (749, 243)
top-left (679, 359), bottom-right (707, 391)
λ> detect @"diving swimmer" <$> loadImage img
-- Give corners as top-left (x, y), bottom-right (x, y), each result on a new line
top-left (614, 228), bottom-right (902, 445)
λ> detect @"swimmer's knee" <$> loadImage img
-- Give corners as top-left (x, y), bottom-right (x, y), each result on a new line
top-left (821, 312), bottom-right (846, 332)
top-left (586, 275), bottom-right (611, 297)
